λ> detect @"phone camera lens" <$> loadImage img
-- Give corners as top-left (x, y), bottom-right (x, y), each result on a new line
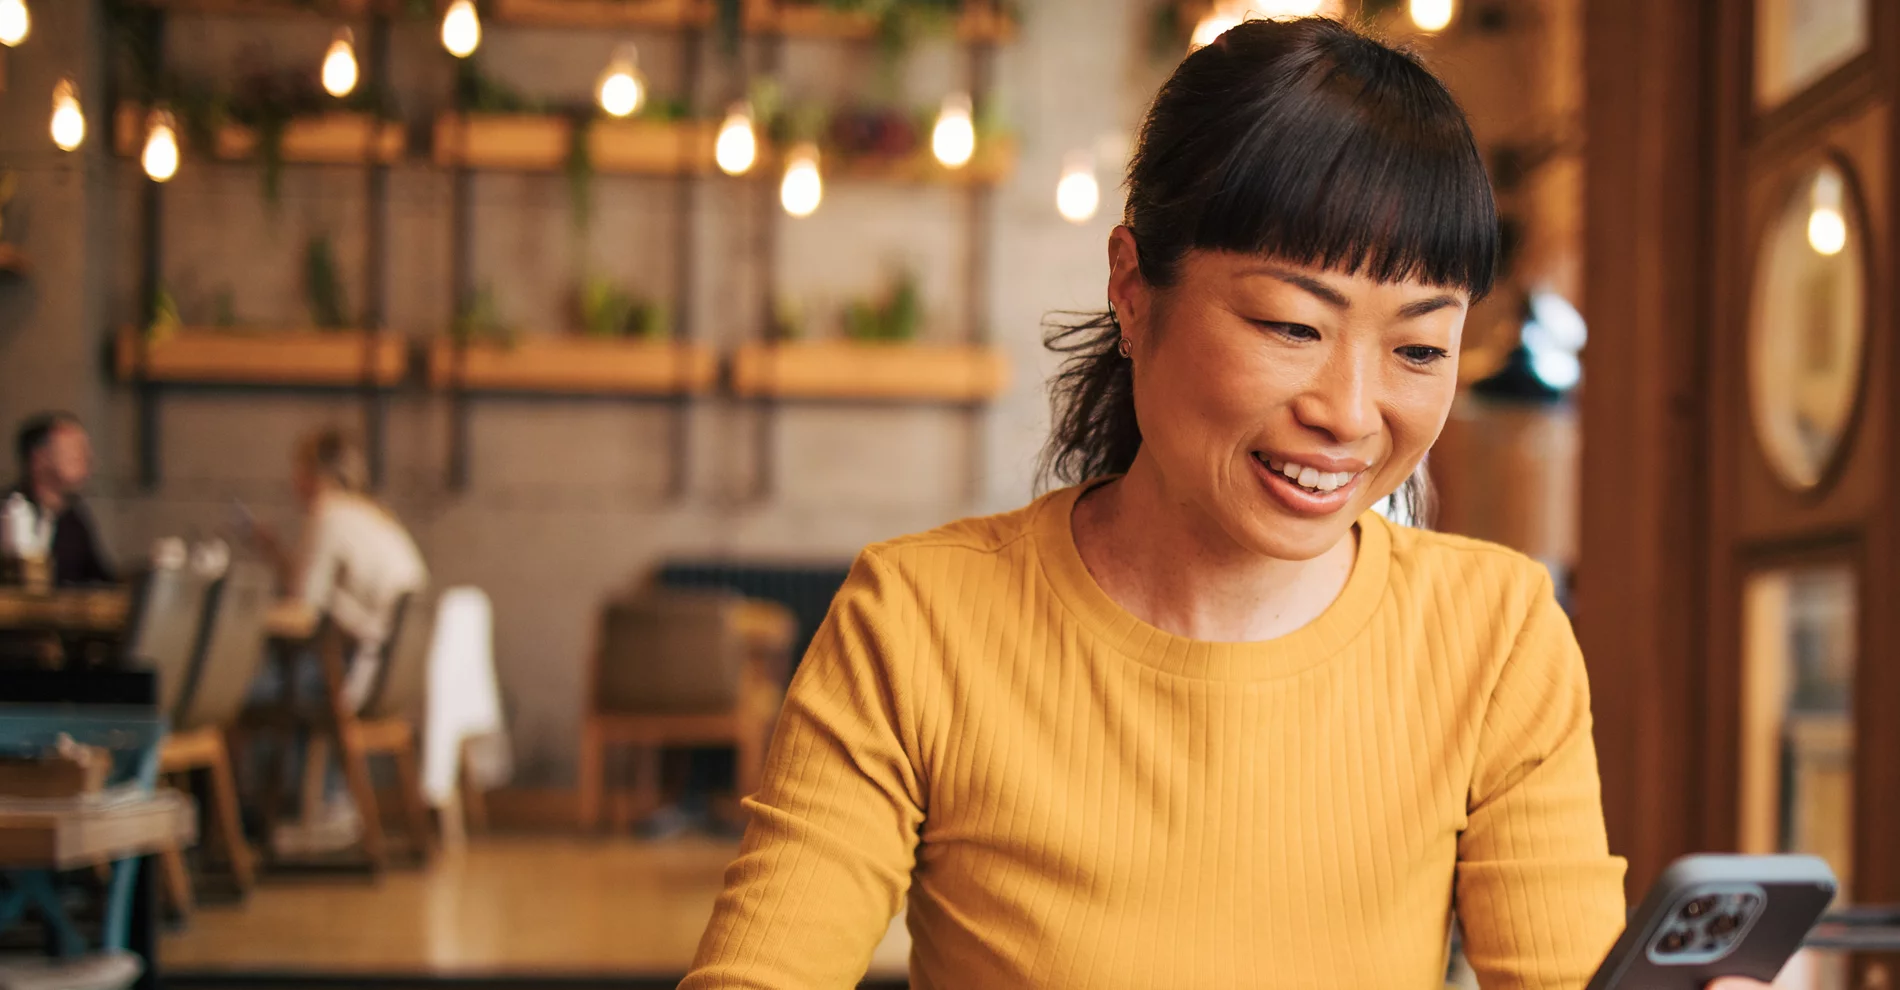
top-left (1682, 896), bottom-right (1719, 920)
top-left (1658, 930), bottom-right (1691, 954)
top-left (1708, 914), bottom-right (1742, 938)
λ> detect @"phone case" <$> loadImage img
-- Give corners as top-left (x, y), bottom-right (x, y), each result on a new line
top-left (1585, 854), bottom-right (1837, 990)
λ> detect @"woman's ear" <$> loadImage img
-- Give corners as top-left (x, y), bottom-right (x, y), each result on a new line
top-left (1107, 226), bottom-right (1149, 339)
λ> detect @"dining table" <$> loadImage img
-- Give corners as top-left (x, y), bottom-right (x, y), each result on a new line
top-left (0, 586), bottom-right (318, 642)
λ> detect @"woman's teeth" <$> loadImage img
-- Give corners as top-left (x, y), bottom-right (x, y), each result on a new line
top-left (1259, 455), bottom-right (1357, 494)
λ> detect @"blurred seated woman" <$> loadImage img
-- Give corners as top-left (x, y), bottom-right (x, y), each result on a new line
top-left (247, 427), bottom-right (427, 849)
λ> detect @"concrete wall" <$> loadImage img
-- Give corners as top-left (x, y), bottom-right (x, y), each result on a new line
top-left (0, 0), bottom-right (1146, 782)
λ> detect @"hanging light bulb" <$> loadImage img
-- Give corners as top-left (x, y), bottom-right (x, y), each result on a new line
top-left (441, 0), bottom-right (481, 58)
top-left (1409, 0), bottom-right (1454, 31)
top-left (780, 143), bottom-right (823, 218)
top-left (1807, 168), bottom-right (1848, 256)
top-left (715, 102), bottom-right (758, 176)
top-left (931, 92), bottom-right (976, 169)
top-left (322, 27), bottom-right (359, 98)
top-left (0, 0), bottom-right (26, 47)
top-left (1189, 7), bottom-right (1241, 50)
top-left (142, 108), bottom-right (181, 183)
top-left (1056, 151), bottom-right (1100, 224)
top-left (49, 77), bottom-right (85, 152)
top-left (596, 43), bottom-right (646, 118)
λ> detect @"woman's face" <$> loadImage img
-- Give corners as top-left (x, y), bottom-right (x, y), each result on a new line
top-left (1108, 228), bottom-right (1469, 562)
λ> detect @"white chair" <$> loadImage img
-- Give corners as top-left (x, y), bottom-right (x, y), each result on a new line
top-left (423, 587), bottom-right (511, 848)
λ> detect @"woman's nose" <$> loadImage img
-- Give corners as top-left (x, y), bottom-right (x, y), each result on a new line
top-left (1291, 348), bottom-right (1380, 445)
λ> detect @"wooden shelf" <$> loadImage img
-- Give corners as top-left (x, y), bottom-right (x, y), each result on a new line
top-left (428, 336), bottom-right (718, 395)
top-left (114, 106), bottom-right (406, 165)
top-left (0, 245), bottom-right (29, 275)
top-left (829, 136), bottom-right (1017, 185)
top-left (730, 340), bottom-right (1008, 402)
top-left (115, 327), bottom-right (408, 387)
top-left (742, 0), bottom-right (1015, 41)
top-left (130, 0), bottom-right (402, 17)
top-left (490, 0), bottom-right (713, 29)
top-left (432, 114), bottom-right (718, 175)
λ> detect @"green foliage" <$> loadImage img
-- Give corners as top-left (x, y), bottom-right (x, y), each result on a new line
top-left (565, 112), bottom-right (594, 232)
top-left (452, 285), bottom-right (517, 347)
top-left (578, 274), bottom-right (667, 340)
top-left (147, 285), bottom-right (182, 340)
top-left (455, 59), bottom-right (543, 114)
top-left (304, 235), bottom-right (351, 330)
top-left (842, 268), bottom-right (921, 342)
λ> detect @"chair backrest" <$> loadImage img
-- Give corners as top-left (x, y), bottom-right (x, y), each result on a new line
top-left (173, 561), bottom-right (274, 732)
top-left (594, 590), bottom-right (745, 715)
top-left (121, 564), bottom-right (215, 722)
top-left (361, 588), bottom-right (433, 721)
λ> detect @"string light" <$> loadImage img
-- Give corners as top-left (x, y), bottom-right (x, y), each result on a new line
top-left (1189, 8), bottom-right (1241, 50)
top-left (142, 109), bottom-right (180, 183)
top-left (1409, 0), bottom-right (1454, 31)
top-left (780, 143), bottom-right (823, 218)
top-left (0, 0), bottom-right (26, 47)
top-left (596, 43), bottom-right (646, 119)
top-left (1056, 151), bottom-right (1099, 224)
top-left (715, 102), bottom-right (758, 176)
top-left (1807, 168), bottom-right (1848, 257)
top-left (322, 27), bottom-right (358, 98)
top-left (50, 77), bottom-right (85, 152)
top-left (931, 92), bottom-right (976, 169)
top-left (441, 0), bottom-right (481, 58)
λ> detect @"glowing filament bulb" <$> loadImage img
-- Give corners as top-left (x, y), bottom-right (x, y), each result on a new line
top-left (1807, 169), bottom-right (1848, 256)
top-left (1056, 151), bottom-right (1099, 224)
top-left (142, 109), bottom-right (180, 183)
top-left (441, 0), bottom-right (481, 58)
top-left (322, 28), bottom-right (358, 98)
top-left (596, 43), bottom-right (646, 118)
top-left (715, 103), bottom-right (758, 176)
top-left (0, 0), bottom-right (27, 47)
top-left (1189, 9), bottom-right (1240, 50)
top-left (50, 77), bottom-right (85, 152)
top-left (932, 92), bottom-right (976, 169)
top-left (1409, 0), bottom-right (1454, 31)
top-left (780, 143), bottom-right (823, 218)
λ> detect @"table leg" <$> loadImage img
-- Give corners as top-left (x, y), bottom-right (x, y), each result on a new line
top-left (129, 855), bottom-right (158, 990)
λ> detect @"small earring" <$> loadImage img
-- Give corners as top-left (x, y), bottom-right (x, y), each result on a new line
top-left (1117, 336), bottom-right (1133, 358)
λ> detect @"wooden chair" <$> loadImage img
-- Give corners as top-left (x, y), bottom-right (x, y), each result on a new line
top-left (157, 562), bottom-right (272, 905)
top-left (577, 590), bottom-right (794, 831)
top-left (118, 563), bottom-right (214, 917)
top-left (269, 590), bottom-right (436, 874)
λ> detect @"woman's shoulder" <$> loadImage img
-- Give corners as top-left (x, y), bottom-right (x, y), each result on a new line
top-left (864, 489), bottom-right (1064, 565)
top-left (1374, 515), bottom-right (1560, 606)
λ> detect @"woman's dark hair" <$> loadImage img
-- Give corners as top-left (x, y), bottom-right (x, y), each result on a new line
top-left (1040, 17), bottom-right (1498, 525)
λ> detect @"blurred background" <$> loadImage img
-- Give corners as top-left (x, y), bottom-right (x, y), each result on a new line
top-left (0, 0), bottom-right (1890, 987)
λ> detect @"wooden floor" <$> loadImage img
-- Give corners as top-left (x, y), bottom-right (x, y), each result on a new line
top-left (162, 836), bottom-right (912, 982)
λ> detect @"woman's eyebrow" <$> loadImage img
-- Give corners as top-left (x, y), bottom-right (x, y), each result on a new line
top-left (1397, 295), bottom-right (1463, 319)
top-left (1251, 266), bottom-right (1351, 309)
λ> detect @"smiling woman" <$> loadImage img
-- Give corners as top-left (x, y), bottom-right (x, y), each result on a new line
top-left (683, 16), bottom-right (1653, 990)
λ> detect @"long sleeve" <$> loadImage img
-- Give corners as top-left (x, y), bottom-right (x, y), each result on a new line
top-left (1455, 572), bottom-right (1628, 989)
top-left (683, 549), bottom-right (927, 989)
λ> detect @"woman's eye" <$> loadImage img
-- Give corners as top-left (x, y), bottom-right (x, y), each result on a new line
top-left (1258, 321), bottom-right (1320, 341)
top-left (1397, 345), bottom-right (1450, 366)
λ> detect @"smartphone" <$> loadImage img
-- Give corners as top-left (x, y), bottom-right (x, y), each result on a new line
top-left (1586, 854), bottom-right (1837, 989)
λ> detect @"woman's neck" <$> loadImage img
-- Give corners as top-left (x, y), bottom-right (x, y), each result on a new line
top-left (1071, 458), bottom-right (1357, 643)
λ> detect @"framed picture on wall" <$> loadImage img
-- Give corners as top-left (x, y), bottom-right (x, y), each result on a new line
top-left (1755, 0), bottom-right (1870, 110)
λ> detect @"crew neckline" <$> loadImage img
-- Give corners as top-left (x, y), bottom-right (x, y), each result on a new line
top-left (1032, 480), bottom-right (1393, 682)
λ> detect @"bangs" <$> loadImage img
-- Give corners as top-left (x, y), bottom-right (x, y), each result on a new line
top-left (1185, 31), bottom-right (1497, 297)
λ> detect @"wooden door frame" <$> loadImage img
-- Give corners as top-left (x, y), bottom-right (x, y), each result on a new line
top-left (1578, 0), bottom-right (1717, 900)
top-left (1584, 0), bottom-right (1900, 950)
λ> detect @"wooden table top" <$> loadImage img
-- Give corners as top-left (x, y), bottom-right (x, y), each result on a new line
top-left (0, 789), bottom-right (197, 869)
top-left (0, 587), bottom-right (317, 641)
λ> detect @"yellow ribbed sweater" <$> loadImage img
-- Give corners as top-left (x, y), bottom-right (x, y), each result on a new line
top-left (685, 484), bottom-right (1627, 989)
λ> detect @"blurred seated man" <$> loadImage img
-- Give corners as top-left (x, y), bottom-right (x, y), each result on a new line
top-left (10, 411), bottom-right (113, 586)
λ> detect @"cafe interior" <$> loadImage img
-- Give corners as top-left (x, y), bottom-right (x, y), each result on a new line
top-left (0, 0), bottom-right (1896, 987)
